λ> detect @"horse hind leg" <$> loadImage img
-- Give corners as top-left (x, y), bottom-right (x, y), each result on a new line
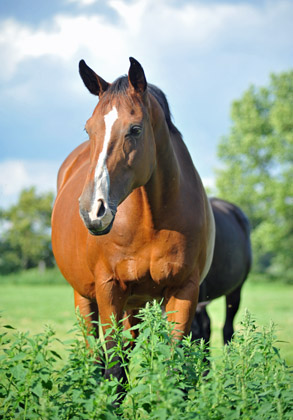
top-left (190, 306), bottom-right (211, 376)
top-left (191, 305), bottom-right (211, 345)
top-left (223, 284), bottom-right (242, 345)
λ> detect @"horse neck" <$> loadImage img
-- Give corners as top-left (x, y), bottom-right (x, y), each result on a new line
top-left (143, 118), bottom-right (181, 219)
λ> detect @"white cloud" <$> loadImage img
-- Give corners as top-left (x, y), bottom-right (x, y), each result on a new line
top-left (0, 0), bottom-right (292, 197)
top-left (67, 0), bottom-right (98, 5)
top-left (0, 15), bottom-right (122, 80)
top-left (1, 0), bottom-right (292, 82)
top-left (109, 0), bottom-right (150, 34)
top-left (0, 160), bottom-right (60, 208)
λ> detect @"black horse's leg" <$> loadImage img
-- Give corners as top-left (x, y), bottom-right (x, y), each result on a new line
top-left (201, 306), bottom-right (211, 344)
top-left (190, 305), bottom-right (211, 344)
top-left (190, 306), bottom-right (211, 375)
top-left (223, 284), bottom-right (242, 344)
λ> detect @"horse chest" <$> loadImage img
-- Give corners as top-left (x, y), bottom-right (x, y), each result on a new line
top-left (112, 231), bottom-right (190, 288)
top-left (150, 240), bottom-right (188, 283)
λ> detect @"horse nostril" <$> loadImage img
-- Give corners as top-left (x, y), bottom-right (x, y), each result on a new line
top-left (97, 199), bottom-right (106, 218)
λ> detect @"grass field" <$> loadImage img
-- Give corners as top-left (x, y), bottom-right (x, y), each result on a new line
top-left (1, 268), bottom-right (293, 365)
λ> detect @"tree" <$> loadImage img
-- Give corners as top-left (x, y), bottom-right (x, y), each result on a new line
top-left (216, 70), bottom-right (293, 281)
top-left (0, 187), bottom-right (55, 274)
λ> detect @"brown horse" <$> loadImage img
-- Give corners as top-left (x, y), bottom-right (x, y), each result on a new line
top-left (51, 57), bottom-right (215, 381)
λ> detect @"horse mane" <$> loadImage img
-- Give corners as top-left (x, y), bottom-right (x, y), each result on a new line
top-left (105, 76), bottom-right (180, 135)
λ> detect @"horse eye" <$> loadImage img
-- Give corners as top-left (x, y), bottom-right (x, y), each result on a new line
top-left (129, 125), bottom-right (142, 137)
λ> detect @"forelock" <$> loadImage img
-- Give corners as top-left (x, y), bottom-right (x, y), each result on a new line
top-left (99, 77), bottom-right (178, 134)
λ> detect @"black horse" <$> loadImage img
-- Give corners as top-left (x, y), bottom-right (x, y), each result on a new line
top-left (191, 197), bottom-right (252, 345)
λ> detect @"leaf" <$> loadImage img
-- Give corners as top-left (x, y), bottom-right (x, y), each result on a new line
top-left (3, 325), bottom-right (16, 330)
top-left (152, 408), bottom-right (168, 420)
top-left (175, 347), bottom-right (184, 358)
top-left (50, 349), bottom-right (62, 360)
top-left (60, 383), bottom-right (71, 393)
top-left (157, 343), bottom-right (171, 358)
top-left (35, 353), bottom-right (45, 364)
top-left (84, 398), bottom-right (94, 412)
top-left (42, 379), bottom-right (53, 390)
top-left (71, 389), bottom-right (82, 403)
top-left (11, 364), bottom-right (27, 381)
top-left (107, 360), bottom-right (119, 369)
top-left (10, 352), bottom-right (27, 362)
top-left (128, 384), bottom-right (148, 396)
top-left (102, 412), bottom-right (118, 420)
top-left (32, 381), bottom-right (43, 398)
top-left (121, 329), bottom-right (134, 340)
top-left (87, 335), bottom-right (96, 348)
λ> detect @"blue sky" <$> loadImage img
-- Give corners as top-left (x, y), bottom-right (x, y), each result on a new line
top-left (0, 0), bottom-right (292, 207)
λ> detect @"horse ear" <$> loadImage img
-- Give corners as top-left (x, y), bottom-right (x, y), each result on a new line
top-left (128, 57), bottom-right (147, 94)
top-left (79, 60), bottom-right (109, 96)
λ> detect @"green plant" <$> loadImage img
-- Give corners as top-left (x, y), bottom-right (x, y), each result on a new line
top-left (0, 324), bottom-right (60, 419)
top-left (117, 302), bottom-right (208, 419)
top-left (0, 303), bottom-right (292, 419)
top-left (0, 315), bottom-right (117, 420)
top-left (189, 310), bottom-right (293, 419)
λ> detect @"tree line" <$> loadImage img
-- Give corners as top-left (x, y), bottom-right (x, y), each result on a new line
top-left (216, 69), bottom-right (293, 282)
top-left (0, 69), bottom-right (292, 281)
top-left (0, 188), bottom-right (54, 274)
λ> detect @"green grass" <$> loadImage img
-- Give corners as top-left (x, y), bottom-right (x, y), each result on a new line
top-left (0, 269), bottom-right (74, 340)
top-left (208, 278), bottom-right (293, 365)
top-left (1, 269), bottom-right (293, 365)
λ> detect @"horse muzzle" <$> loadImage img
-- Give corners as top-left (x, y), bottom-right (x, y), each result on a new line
top-left (79, 199), bottom-right (116, 236)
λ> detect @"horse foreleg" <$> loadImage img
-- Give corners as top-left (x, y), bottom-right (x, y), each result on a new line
top-left (165, 272), bottom-right (200, 340)
top-left (123, 309), bottom-right (140, 341)
top-left (74, 290), bottom-right (99, 337)
top-left (95, 280), bottom-right (129, 385)
top-left (223, 284), bottom-right (242, 344)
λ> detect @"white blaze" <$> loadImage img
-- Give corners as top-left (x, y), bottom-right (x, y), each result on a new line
top-left (89, 106), bottom-right (118, 222)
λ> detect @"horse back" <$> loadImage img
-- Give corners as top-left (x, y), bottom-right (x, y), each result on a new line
top-left (199, 198), bottom-right (252, 301)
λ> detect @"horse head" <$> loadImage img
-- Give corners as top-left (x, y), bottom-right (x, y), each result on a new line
top-left (78, 58), bottom-right (157, 235)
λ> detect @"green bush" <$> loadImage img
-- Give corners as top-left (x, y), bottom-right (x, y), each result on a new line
top-left (0, 302), bottom-right (292, 419)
